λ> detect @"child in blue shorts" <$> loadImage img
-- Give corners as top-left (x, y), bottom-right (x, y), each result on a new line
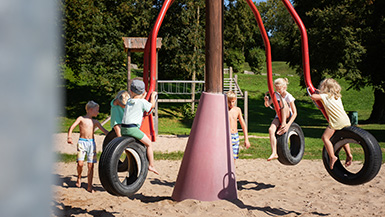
top-left (67, 101), bottom-right (109, 192)
top-left (227, 91), bottom-right (250, 161)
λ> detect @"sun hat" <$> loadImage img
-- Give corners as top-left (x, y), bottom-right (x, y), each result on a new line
top-left (130, 80), bottom-right (145, 95)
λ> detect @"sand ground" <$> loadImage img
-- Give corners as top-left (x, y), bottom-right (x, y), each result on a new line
top-left (52, 133), bottom-right (385, 217)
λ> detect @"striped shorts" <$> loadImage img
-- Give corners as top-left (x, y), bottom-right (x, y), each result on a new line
top-left (231, 133), bottom-right (240, 159)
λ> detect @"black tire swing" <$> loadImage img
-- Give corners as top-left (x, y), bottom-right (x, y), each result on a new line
top-left (322, 126), bottom-right (382, 185)
top-left (99, 136), bottom-right (148, 196)
top-left (265, 92), bottom-right (305, 165)
top-left (102, 130), bottom-right (129, 172)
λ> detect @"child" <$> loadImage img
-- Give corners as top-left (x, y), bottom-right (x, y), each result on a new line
top-left (227, 91), bottom-right (251, 161)
top-left (67, 101), bottom-right (109, 192)
top-left (311, 78), bottom-right (353, 169)
top-left (264, 78), bottom-right (297, 161)
top-left (121, 80), bottom-right (159, 175)
top-left (110, 90), bottom-right (130, 137)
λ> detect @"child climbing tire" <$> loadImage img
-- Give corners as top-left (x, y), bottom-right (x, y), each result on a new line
top-left (99, 136), bottom-right (149, 196)
top-left (322, 126), bottom-right (382, 185)
top-left (276, 122), bottom-right (305, 165)
top-left (102, 130), bottom-right (128, 172)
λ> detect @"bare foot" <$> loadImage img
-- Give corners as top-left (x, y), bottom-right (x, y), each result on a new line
top-left (87, 188), bottom-right (95, 193)
top-left (329, 156), bottom-right (338, 170)
top-left (267, 153), bottom-right (278, 161)
top-left (76, 179), bottom-right (81, 188)
top-left (345, 154), bottom-right (353, 167)
top-left (148, 166), bottom-right (159, 175)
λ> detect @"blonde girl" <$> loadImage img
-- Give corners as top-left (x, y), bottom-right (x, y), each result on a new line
top-left (264, 78), bottom-right (297, 161)
top-left (311, 78), bottom-right (353, 169)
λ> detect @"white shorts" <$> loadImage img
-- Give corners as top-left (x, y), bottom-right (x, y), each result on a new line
top-left (77, 138), bottom-right (97, 163)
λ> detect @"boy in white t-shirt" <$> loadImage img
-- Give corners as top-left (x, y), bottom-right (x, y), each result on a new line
top-left (311, 78), bottom-right (353, 170)
top-left (121, 80), bottom-right (159, 175)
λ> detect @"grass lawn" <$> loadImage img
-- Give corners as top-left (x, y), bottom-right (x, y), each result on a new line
top-left (57, 61), bottom-right (385, 162)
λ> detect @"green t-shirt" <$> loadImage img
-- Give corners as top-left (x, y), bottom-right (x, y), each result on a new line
top-left (110, 99), bottom-right (124, 128)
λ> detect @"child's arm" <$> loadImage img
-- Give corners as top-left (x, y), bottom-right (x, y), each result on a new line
top-left (67, 117), bottom-right (82, 144)
top-left (264, 96), bottom-right (272, 107)
top-left (277, 100), bottom-right (297, 135)
top-left (310, 93), bottom-right (322, 101)
top-left (237, 108), bottom-right (250, 149)
top-left (149, 91), bottom-right (157, 109)
top-left (113, 125), bottom-right (122, 137)
top-left (94, 120), bottom-right (109, 135)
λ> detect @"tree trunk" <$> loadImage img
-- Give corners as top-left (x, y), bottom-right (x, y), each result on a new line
top-left (367, 89), bottom-right (385, 124)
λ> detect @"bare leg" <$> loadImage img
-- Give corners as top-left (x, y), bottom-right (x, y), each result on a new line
top-left (76, 161), bottom-right (83, 188)
top-left (322, 127), bottom-right (338, 169)
top-left (140, 135), bottom-right (159, 175)
top-left (87, 163), bottom-right (95, 193)
top-left (277, 102), bottom-right (290, 135)
top-left (267, 119), bottom-right (280, 161)
top-left (343, 143), bottom-right (353, 167)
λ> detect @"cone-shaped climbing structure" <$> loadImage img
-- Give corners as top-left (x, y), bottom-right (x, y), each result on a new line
top-left (171, 92), bottom-right (237, 201)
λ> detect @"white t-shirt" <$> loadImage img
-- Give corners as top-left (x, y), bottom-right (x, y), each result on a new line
top-left (320, 94), bottom-right (351, 130)
top-left (275, 91), bottom-right (295, 117)
top-left (122, 98), bottom-right (152, 127)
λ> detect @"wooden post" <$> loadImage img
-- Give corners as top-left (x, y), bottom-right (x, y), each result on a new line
top-left (244, 91), bottom-right (248, 129)
top-left (127, 50), bottom-right (131, 90)
top-left (205, 0), bottom-right (223, 93)
top-left (229, 66), bottom-right (233, 91)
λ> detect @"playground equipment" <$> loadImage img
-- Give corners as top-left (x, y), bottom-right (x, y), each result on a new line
top-left (248, 0), bottom-right (305, 166)
top-left (249, 0), bottom-right (382, 184)
top-left (99, 0), bottom-right (171, 196)
top-left (100, 0), bottom-right (382, 198)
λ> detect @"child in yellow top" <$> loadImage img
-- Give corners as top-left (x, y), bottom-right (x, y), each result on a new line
top-left (311, 78), bottom-right (353, 169)
top-left (67, 101), bottom-right (109, 192)
top-left (227, 91), bottom-right (250, 161)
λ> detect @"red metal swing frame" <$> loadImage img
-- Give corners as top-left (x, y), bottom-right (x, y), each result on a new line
top-left (246, 0), bottom-right (328, 122)
top-left (141, 0), bottom-right (330, 141)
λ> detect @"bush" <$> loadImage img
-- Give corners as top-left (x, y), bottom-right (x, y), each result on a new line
top-left (247, 48), bottom-right (266, 74)
top-left (225, 49), bottom-right (246, 73)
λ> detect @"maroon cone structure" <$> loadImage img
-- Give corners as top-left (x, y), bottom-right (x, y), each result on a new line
top-left (171, 92), bottom-right (238, 201)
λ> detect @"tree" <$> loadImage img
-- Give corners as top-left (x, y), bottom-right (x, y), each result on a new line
top-left (288, 0), bottom-right (385, 123)
top-left (157, 0), bottom-right (206, 80)
top-left (62, 0), bottom-right (128, 115)
top-left (224, 0), bottom-right (263, 72)
top-left (257, 0), bottom-right (294, 61)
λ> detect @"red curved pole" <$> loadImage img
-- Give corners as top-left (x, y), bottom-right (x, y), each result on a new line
top-left (143, 32), bottom-right (151, 89)
top-left (280, 0), bottom-right (328, 120)
top-left (146, 0), bottom-right (174, 100)
top-left (246, 0), bottom-right (282, 122)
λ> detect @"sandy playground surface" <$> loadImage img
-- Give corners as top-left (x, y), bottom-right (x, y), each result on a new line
top-left (52, 133), bottom-right (385, 217)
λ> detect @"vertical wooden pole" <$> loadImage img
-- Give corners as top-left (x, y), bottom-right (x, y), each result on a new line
top-left (127, 50), bottom-right (131, 90)
top-left (244, 91), bottom-right (248, 129)
top-left (205, 0), bottom-right (223, 93)
top-left (229, 66), bottom-right (233, 91)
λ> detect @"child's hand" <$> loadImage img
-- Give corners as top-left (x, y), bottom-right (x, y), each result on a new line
top-left (152, 91), bottom-right (158, 97)
top-left (245, 140), bottom-right (251, 149)
top-left (264, 96), bottom-right (269, 101)
top-left (67, 137), bottom-right (73, 144)
top-left (277, 124), bottom-right (288, 135)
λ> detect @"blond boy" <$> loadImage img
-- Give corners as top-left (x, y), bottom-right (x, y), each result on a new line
top-left (67, 101), bottom-right (109, 192)
top-left (227, 91), bottom-right (251, 160)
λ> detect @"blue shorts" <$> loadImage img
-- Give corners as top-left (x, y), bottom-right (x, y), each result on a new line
top-left (77, 138), bottom-right (97, 163)
top-left (231, 133), bottom-right (240, 159)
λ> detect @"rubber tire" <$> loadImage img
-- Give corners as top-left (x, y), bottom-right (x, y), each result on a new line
top-left (102, 130), bottom-right (128, 172)
top-left (322, 126), bottom-right (382, 185)
top-left (99, 136), bottom-right (149, 196)
top-left (276, 122), bottom-right (305, 165)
